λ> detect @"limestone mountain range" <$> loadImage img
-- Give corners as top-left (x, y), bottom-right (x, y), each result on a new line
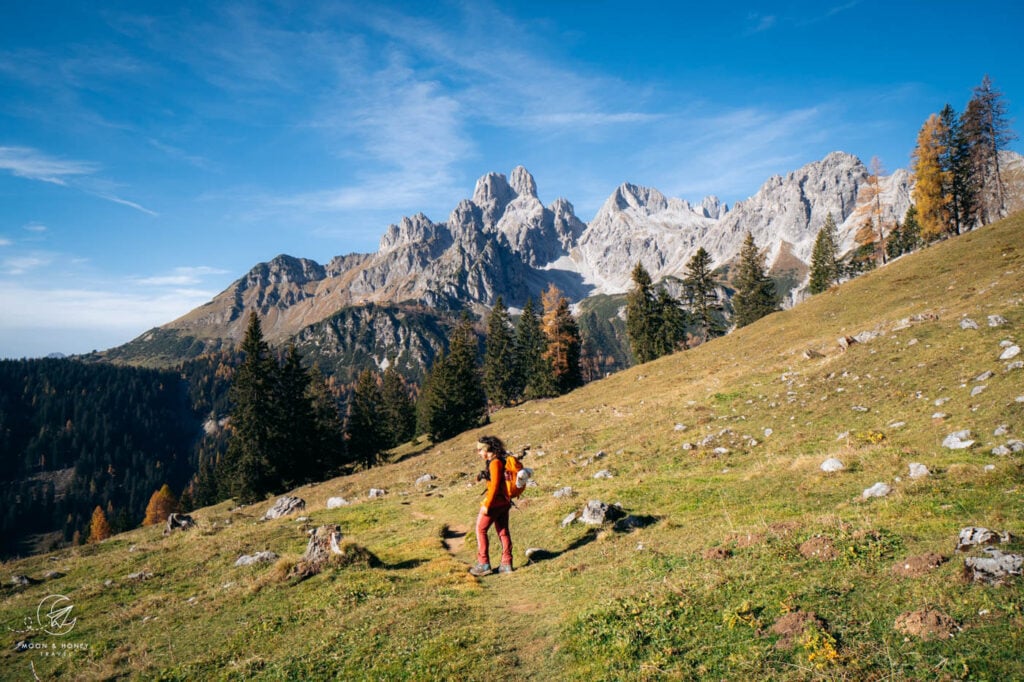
top-left (143, 151), bottom-right (913, 353)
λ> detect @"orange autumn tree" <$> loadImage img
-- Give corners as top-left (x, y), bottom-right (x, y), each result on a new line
top-left (540, 284), bottom-right (583, 395)
top-left (912, 113), bottom-right (952, 242)
top-left (87, 506), bottom-right (112, 543)
top-left (143, 484), bottom-right (179, 526)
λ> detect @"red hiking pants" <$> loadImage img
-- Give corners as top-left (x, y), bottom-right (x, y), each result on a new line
top-left (476, 505), bottom-right (512, 567)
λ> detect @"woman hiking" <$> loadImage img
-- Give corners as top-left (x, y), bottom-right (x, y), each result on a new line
top-left (470, 435), bottom-right (513, 576)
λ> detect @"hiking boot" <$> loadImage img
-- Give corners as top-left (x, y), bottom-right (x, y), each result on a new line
top-left (498, 563), bottom-right (513, 574)
top-left (469, 563), bottom-right (492, 577)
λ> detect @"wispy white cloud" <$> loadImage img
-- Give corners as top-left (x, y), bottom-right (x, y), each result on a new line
top-left (0, 282), bottom-right (216, 343)
top-left (744, 13), bottom-right (777, 35)
top-left (24, 223), bottom-right (48, 233)
top-left (0, 237), bottom-right (11, 247)
top-left (132, 265), bottom-right (230, 286)
top-left (0, 146), bottom-right (98, 185)
top-left (0, 146), bottom-right (157, 215)
top-left (1, 254), bottom-right (53, 275)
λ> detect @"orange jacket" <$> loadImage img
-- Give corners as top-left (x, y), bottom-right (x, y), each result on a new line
top-left (481, 456), bottom-right (511, 511)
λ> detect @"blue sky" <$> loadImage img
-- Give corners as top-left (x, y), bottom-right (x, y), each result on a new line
top-left (1, 1), bottom-right (1022, 358)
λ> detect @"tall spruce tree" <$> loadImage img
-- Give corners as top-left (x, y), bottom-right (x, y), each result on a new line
top-left (221, 313), bottom-right (284, 503)
top-left (347, 369), bottom-right (385, 468)
top-left (516, 297), bottom-right (555, 399)
top-left (808, 213), bottom-right (841, 294)
top-left (417, 314), bottom-right (488, 442)
top-left (306, 366), bottom-right (347, 475)
top-left (732, 232), bottom-right (780, 328)
top-left (541, 285), bottom-right (583, 395)
top-left (683, 247), bottom-right (722, 342)
top-left (939, 103), bottom-right (973, 235)
top-left (380, 367), bottom-right (416, 448)
top-left (654, 288), bottom-right (688, 357)
top-left (625, 263), bottom-right (659, 363)
top-left (962, 75), bottom-right (1017, 225)
top-left (482, 297), bottom-right (519, 407)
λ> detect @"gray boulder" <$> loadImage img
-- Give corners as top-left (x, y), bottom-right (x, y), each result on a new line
top-left (862, 482), bottom-right (892, 499)
top-left (942, 430), bottom-right (974, 450)
top-left (820, 457), bottom-right (845, 473)
top-left (956, 526), bottom-right (1012, 552)
top-left (326, 496), bottom-right (350, 509)
top-left (908, 463), bottom-right (930, 479)
top-left (579, 500), bottom-right (626, 525)
top-left (1000, 345), bottom-right (1021, 360)
top-left (263, 496), bottom-right (306, 520)
top-left (964, 548), bottom-right (1023, 585)
top-left (960, 318), bottom-right (979, 330)
top-left (165, 512), bottom-right (195, 534)
top-left (235, 551), bottom-right (279, 567)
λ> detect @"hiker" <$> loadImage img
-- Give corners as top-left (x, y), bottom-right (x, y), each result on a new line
top-left (470, 435), bottom-right (513, 576)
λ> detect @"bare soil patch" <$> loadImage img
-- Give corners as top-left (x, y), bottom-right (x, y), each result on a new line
top-left (770, 611), bottom-right (825, 650)
top-left (703, 547), bottom-right (732, 560)
top-left (894, 609), bottom-right (958, 640)
top-left (892, 552), bottom-right (947, 577)
top-left (799, 536), bottom-right (839, 561)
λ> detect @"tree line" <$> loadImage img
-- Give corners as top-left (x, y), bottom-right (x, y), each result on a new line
top-left (808, 75), bottom-right (1016, 293)
top-left (625, 237), bottom-right (781, 365)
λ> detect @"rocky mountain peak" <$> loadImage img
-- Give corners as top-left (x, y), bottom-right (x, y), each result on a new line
top-left (509, 165), bottom-right (538, 199)
top-left (608, 182), bottom-right (669, 215)
top-left (379, 212), bottom-right (441, 254)
top-left (472, 172), bottom-right (516, 228)
top-left (701, 195), bottom-right (728, 219)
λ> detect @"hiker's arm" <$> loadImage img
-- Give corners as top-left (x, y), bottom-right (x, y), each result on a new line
top-left (481, 458), bottom-right (502, 510)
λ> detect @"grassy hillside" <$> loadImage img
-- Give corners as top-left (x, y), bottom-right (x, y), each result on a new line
top-left (3, 213), bottom-right (1023, 680)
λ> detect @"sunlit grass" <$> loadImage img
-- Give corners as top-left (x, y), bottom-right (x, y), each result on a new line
top-left (2, 212), bottom-right (1023, 680)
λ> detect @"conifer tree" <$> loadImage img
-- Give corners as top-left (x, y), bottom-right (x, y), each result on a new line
top-left (143, 484), bottom-right (178, 526)
top-left (809, 213), bottom-right (841, 294)
top-left (277, 345), bottom-right (317, 487)
top-left (961, 75), bottom-right (1017, 225)
top-left (87, 506), bottom-right (112, 543)
top-left (516, 297), bottom-right (555, 399)
top-left (732, 232), bottom-right (780, 327)
top-left (220, 313), bottom-right (284, 503)
top-left (347, 369), bottom-right (385, 468)
top-left (626, 263), bottom-right (659, 363)
top-left (912, 113), bottom-right (952, 241)
top-left (939, 103), bottom-right (973, 234)
top-left (541, 285), bottom-right (583, 394)
top-left (683, 247), bottom-right (722, 342)
top-left (380, 367), bottom-right (415, 448)
top-left (482, 297), bottom-right (519, 407)
top-left (305, 366), bottom-right (347, 474)
top-left (653, 288), bottom-right (688, 357)
top-left (417, 315), bottom-right (488, 442)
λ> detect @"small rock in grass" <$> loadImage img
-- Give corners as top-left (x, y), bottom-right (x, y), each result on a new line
top-left (820, 458), bottom-right (845, 473)
top-left (1000, 345), bottom-right (1021, 360)
top-left (863, 482), bottom-right (892, 499)
top-left (942, 430), bottom-right (974, 449)
top-left (908, 463), bottom-right (930, 479)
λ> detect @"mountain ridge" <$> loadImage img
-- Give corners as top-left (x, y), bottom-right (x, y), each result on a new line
top-left (112, 152), bottom-right (917, 364)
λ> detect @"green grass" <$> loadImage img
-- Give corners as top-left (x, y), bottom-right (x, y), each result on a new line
top-left (3, 213), bottom-right (1024, 680)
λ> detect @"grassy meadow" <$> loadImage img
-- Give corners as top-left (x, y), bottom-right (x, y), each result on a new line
top-left (3, 212), bottom-right (1024, 680)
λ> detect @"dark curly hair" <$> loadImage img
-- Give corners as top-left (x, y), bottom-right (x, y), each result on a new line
top-left (476, 435), bottom-right (507, 458)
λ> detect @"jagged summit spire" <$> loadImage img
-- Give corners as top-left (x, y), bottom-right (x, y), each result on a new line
top-left (509, 165), bottom-right (537, 199)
